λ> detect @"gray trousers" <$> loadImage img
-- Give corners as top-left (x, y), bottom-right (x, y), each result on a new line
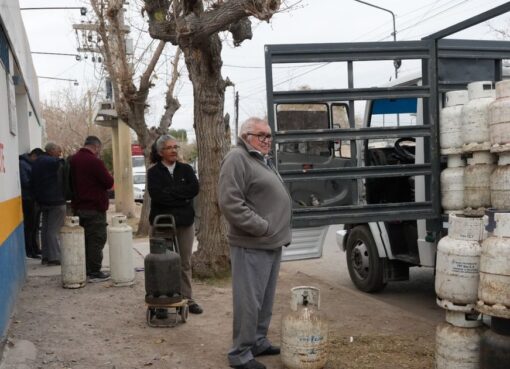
top-left (40, 204), bottom-right (66, 261)
top-left (176, 224), bottom-right (194, 301)
top-left (228, 246), bottom-right (282, 366)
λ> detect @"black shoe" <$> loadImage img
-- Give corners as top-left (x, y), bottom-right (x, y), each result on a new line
top-left (188, 303), bottom-right (203, 314)
top-left (230, 359), bottom-right (266, 369)
top-left (253, 345), bottom-right (280, 357)
top-left (87, 271), bottom-right (111, 283)
top-left (47, 260), bottom-right (61, 266)
top-left (27, 253), bottom-right (41, 259)
top-left (41, 258), bottom-right (49, 265)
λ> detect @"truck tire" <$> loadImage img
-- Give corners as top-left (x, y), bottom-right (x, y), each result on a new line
top-left (346, 225), bottom-right (387, 293)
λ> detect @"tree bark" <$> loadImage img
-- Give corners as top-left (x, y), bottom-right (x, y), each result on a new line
top-left (90, 0), bottom-right (183, 236)
top-left (142, 0), bottom-right (283, 277)
top-left (183, 37), bottom-right (231, 277)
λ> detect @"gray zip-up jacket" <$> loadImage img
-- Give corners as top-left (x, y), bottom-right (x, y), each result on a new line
top-left (218, 140), bottom-right (292, 250)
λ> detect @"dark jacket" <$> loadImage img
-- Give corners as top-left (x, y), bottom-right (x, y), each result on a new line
top-left (218, 139), bottom-right (292, 250)
top-left (19, 154), bottom-right (33, 200)
top-left (147, 161), bottom-right (199, 227)
top-left (70, 148), bottom-right (114, 212)
top-left (31, 153), bottom-right (66, 206)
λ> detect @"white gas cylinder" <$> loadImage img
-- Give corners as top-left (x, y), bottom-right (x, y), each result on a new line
top-left (436, 320), bottom-right (485, 369)
top-left (461, 81), bottom-right (496, 153)
top-left (108, 215), bottom-right (135, 286)
top-left (490, 152), bottom-right (510, 210)
top-left (489, 79), bottom-right (510, 153)
top-left (440, 90), bottom-right (468, 154)
top-left (441, 154), bottom-right (465, 213)
top-left (60, 216), bottom-right (86, 289)
top-left (445, 310), bottom-right (482, 329)
top-left (477, 212), bottom-right (510, 319)
top-left (464, 151), bottom-right (495, 214)
top-left (281, 286), bottom-right (328, 369)
top-left (435, 214), bottom-right (486, 312)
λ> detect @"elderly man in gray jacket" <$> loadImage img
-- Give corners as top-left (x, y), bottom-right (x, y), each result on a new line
top-left (218, 117), bottom-right (292, 369)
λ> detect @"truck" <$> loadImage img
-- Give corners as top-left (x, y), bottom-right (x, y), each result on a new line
top-left (266, 3), bottom-right (510, 292)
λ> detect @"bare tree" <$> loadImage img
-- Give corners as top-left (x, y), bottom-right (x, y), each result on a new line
top-left (88, 0), bottom-right (183, 235)
top-left (42, 88), bottom-right (111, 155)
top-left (142, 0), bottom-right (284, 277)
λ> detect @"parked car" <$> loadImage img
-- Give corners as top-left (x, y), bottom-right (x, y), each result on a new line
top-left (133, 169), bottom-right (146, 203)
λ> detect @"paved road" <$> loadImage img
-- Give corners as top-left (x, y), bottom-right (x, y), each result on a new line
top-left (282, 225), bottom-right (444, 324)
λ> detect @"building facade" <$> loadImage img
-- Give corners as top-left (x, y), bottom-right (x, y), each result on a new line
top-left (0, 1), bottom-right (43, 341)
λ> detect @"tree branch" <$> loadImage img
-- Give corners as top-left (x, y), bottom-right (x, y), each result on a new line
top-left (144, 0), bottom-right (280, 46)
top-left (159, 48), bottom-right (182, 130)
top-left (139, 40), bottom-right (166, 92)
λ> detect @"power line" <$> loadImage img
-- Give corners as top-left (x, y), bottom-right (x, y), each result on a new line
top-left (38, 76), bottom-right (79, 85)
top-left (390, 0), bottom-right (470, 39)
top-left (223, 62), bottom-right (325, 69)
top-left (242, 62), bottom-right (331, 99)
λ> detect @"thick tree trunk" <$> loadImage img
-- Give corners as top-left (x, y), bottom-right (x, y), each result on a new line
top-left (185, 37), bottom-right (231, 278)
top-left (142, 0), bottom-right (283, 277)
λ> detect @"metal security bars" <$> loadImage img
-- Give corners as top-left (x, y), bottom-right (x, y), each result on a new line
top-left (265, 9), bottom-right (510, 228)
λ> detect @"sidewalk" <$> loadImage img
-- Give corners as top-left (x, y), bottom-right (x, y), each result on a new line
top-left (0, 235), bottom-right (436, 369)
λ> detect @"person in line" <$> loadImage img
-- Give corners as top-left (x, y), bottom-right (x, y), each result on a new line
top-left (218, 117), bottom-right (292, 369)
top-left (70, 136), bottom-right (114, 282)
top-left (147, 135), bottom-right (203, 315)
top-left (31, 142), bottom-right (66, 265)
top-left (19, 147), bottom-right (44, 258)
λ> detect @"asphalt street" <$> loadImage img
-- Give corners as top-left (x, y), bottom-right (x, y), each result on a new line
top-left (282, 225), bottom-right (444, 324)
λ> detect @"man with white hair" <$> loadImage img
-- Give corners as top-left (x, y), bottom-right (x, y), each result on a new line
top-left (31, 142), bottom-right (65, 265)
top-left (218, 117), bottom-right (292, 369)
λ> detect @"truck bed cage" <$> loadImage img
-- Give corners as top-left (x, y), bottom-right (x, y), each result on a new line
top-left (265, 3), bottom-right (510, 228)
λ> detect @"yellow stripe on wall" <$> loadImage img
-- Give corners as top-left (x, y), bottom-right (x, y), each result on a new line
top-left (0, 196), bottom-right (23, 246)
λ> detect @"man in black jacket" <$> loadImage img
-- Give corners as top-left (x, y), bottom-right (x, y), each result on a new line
top-left (31, 142), bottom-right (65, 265)
top-left (19, 148), bottom-right (44, 258)
top-left (147, 135), bottom-right (202, 314)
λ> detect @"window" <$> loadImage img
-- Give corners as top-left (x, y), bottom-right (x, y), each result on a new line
top-left (332, 104), bottom-right (351, 158)
top-left (132, 156), bottom-right (144, 168)
top-left (0, 26), bottom-right (9, 72)
top-left (369, 98), bottom-right (417, 127)
top-left (369, 98), bottom-right (418, 148)
top-left (276, 104), bottom-right (330, 159)
top-left (133, 174), bottom-right (146, 185)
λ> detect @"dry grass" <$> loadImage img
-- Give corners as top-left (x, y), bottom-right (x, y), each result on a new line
top-left (326, 334), bottom-right (435, 369)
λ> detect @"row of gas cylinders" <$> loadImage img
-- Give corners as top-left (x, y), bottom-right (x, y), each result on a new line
top-left (440, 151), bottom-right (510, 215)
top-left (59, 215), bottom-right (134, 288)
top-left (440, 79), bottom-right (510, 215)
top-left (434, 212), bottom-right (510, 368)
top-left (440, 79), bottom-right (510, 155)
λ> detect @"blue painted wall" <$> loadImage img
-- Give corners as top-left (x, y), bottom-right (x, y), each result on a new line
top-left (0, 225), bottom-right (26, 340)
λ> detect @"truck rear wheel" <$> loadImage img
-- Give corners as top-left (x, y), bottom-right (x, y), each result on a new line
top-left (346, 225), bottom-right (387, 293)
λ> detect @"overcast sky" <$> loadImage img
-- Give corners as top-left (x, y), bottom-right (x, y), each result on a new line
top-left (19, 0), bottom-right (510, 141)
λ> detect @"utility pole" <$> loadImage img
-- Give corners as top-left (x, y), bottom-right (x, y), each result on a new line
top-left (234, 91), bottom-right (239, 144)
top-left (73, 2), bottom-right (135, 217)
top-left (354, 0), bottom-right (400, 78)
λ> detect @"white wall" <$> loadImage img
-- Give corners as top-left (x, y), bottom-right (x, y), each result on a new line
top-left (0, 52), bottom-right (21, 203)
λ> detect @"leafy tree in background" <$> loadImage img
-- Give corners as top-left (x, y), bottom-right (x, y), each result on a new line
top-left (42, 88), bottom-right (111, 156)
top-left (169, 128), bottom-right (187, 142)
